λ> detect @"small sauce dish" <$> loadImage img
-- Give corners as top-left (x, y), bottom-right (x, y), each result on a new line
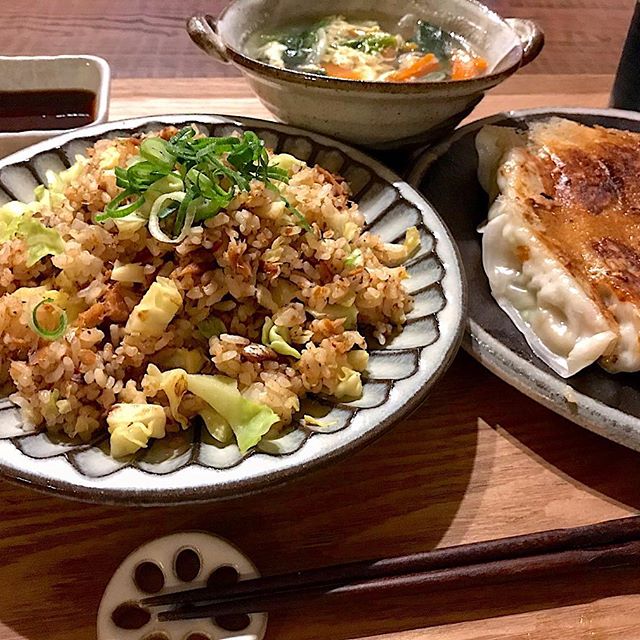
top-left (0, 55), bottom-right (110, 159)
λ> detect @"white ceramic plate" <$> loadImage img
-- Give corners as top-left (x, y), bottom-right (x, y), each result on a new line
top-left (0, 114), bottom-right (465, 504)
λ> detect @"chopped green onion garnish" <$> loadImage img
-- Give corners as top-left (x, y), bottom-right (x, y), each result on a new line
top-left (290, 206), bottom-right (312, 231)
top-left (280, 196), bottom-right (311, 231)
top-left (29, 298), bottom-right (68, 341)
top-left (173, 189), bottom-right (194, 236)
top-left (157, 202), bottom-right (179, 220)
top-left (148, 191), bottom-right (194, 244)
top-left (96, 126), bottom-right (313, 233)
top-left (96, 190), bottom-right (144, 221)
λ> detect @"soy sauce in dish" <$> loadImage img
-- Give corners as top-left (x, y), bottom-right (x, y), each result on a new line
top-left (0, 89), bottom-right (96, 132)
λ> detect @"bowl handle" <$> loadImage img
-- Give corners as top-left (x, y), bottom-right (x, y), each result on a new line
top-left (505, 18), bottom-right (545, 67)
top-left (186, 14), bottom-right (230, 63)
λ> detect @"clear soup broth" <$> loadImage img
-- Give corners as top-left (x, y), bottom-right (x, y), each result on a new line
top-left (248, 15), bottom-right (488, 82)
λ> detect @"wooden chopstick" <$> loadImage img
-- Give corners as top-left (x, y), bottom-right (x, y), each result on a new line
top-left (144, 514), bottom-right (640, 613)
top-left (159, 537), bottom-right (640, 621)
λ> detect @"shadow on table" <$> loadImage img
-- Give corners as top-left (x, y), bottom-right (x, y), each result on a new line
top-left (0, 357), bottom-right (482, 640)
top-left (269, 564), bottom-right (640, 639)
top-left (475, 365), bottom-right (640, 513)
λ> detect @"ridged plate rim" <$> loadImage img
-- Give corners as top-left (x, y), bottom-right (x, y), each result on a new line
top-left (0, 114), bottom-right (466, 505)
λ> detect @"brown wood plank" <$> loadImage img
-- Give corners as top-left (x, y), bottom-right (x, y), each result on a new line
top-left (104, 75), bottom-right (613, 125)
top-left (0, 0), bottom-right (635, 78)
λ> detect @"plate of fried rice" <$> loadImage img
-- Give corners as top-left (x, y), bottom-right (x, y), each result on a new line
top-left (0, 115), bottom-right (464, 504)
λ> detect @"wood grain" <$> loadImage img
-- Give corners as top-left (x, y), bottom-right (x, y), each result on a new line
top-left (1, 77), bottom-right (640, 640)
top-left (1, 0), bottom-right (635, 78)
top-left (105, 74), bottom-right (615, 125)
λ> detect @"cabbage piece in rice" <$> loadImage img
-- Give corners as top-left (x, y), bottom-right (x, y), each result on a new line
top-left (186, 373), bottom-right (280, 452)
top-left (378, 226), bottom-right (420, 267)
top-left (106, 403), bottom-right (166, 458)
top-left (199, 405), bottom-right (233, 444)
top-left (261, 317), bottom-right (301, 358)
top-left (0, 201), bottom-right (65, 267)
top-left (125, 277), bottom-right (183, 339)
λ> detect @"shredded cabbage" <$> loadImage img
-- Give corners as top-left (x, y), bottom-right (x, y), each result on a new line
top-left (125, 277), bottom-right (183, 338)
top-left (152, 348), bottom-right (206, 374)
top-left (269, 153), bottom-right (305, 175)
top-left (111, 261), bottom-right (146, 283)
top-left (0, 202), bottom-right (27, 241)
top-left (347, 349), bottom-right (369, 371)
top-left (310, 303), bottom-right (358, 329)
top-left (97, 146), bottom-right (122, 170)
top-left (261, 317), bottom-right (301, 358)
top-left (21, 218), bottom-right (65, 267)
top-left (271, 279), bottom-right (299, 307)
top-left (198, 317), bottom-right (227, 339)
top-left (12, 286), bottom-right (49, 305)
top-left (334, 367), bottom-right (363, 400)
top-left (113, 213), bottom-right (147, 235)
top-left (144, 366), bottom-right (189, 427)
top-left (199, 405), bottom-right (233, 444)
top-left (0, 202), bottom-right (65, 267)
top-left (303, 415), bottom-right (337, 428)
top-left (34, 184), bottom-right (65, 209)
top-left (381, 226), bottom-right (421, 266)
top-left (45, 155), bottom-right (89, 193)
top-left (106, 403), bottom-right (167, 458)
top-left (186, 373), bottom-right (279, 452)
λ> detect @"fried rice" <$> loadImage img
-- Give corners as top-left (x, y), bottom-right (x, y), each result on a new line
top-left (0, 126), bottom-right (418, 457)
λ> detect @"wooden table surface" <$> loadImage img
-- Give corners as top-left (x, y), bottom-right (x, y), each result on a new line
top-left (4, 3), bottom-right (640, 639)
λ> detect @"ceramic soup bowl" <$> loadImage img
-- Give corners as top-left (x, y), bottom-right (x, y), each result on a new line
top-left (186, 0), bottom-right (544, 149)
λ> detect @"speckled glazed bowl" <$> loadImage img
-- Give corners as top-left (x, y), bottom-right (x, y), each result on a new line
top-left (186, 0), bottom-right (544, 149)
top-left (0, 114), bottom-right (465, 505)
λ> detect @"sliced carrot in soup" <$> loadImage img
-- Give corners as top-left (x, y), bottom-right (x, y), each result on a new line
top-left (451, 54), bottom-right (488, 80)
top-left (324, 63), bottom-right (362, 80)
top-left (387, 53), bottom-right (440, 82)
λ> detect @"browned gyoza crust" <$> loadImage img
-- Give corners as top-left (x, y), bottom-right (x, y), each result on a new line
top-left (507, 119), bottom-right (640, 366)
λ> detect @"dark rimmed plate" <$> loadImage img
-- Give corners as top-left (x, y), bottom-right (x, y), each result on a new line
top-left (408, 107), bottom-right (640, 453)
top-left (0, 114), bottom-right (466, 505)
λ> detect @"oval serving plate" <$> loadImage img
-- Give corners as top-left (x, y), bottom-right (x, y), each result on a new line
top-left (408, 107), bottom-right (640, 453)
top-left (0, 114), bottom-right (465, 505)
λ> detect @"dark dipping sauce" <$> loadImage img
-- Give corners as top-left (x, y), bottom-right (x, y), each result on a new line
top-left (0, 89), bottom-right (96, 132)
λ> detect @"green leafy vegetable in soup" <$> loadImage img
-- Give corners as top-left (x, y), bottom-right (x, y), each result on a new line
top-left (250, 15), bottom-right (487, 82)
top-left (343, 32), bottom-right (398, 55)
top-left (279, 26), bottom-right (323, 68)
